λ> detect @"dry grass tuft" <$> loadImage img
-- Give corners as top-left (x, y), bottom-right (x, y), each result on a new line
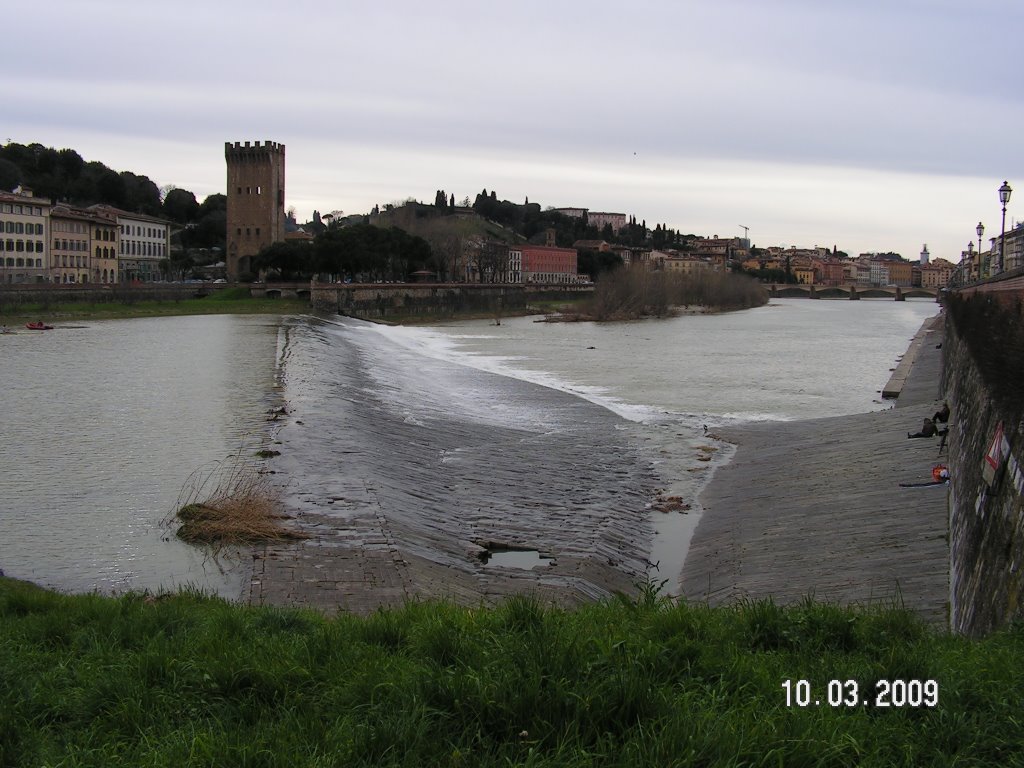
top-left (172, 449), bottom-right (308, 549)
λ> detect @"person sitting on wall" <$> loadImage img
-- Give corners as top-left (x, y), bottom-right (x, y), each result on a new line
top-left (908, 418), bottom-right (938, 439)
top-left (932, 401), bottom-right (950, 424)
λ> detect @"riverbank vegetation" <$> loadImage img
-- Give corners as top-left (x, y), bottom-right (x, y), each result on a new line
top-left (566, 267), bottom-right (768, 321)
top-left (170, 450), bottom-right (307, 550)
top-left (2, 578), bottom-right (1021, 766)
top-left (0, 287), bottom-right (309, 325)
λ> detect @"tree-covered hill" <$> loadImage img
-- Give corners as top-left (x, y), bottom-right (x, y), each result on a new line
top-left (0, 141), bottom-right (225, 254)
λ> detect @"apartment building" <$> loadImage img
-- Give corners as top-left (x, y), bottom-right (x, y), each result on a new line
top-left (663, 255), bottom-right (710, 275)
top-left (0, 187), bottom-right (50, 284)
top-left (90, 205), bottom-right (171, 282)
top-left (50, 205), bottom-right (120, 284)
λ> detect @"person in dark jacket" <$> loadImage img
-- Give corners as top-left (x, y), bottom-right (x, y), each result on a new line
top-left (908, 418), bottom-right (938, 439)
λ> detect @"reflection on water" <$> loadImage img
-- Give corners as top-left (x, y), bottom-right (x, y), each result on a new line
top-left (0, 314), bottom-right (283, 597)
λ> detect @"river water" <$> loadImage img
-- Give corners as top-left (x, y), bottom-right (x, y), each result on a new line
top-left (0, 299), bottom-right (939, 599)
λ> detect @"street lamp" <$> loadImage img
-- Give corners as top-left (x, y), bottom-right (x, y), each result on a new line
top-left (998, 181), bottom-right (1012, 273)
top-left (966, 241), bottom-right (974, 284)
top-left (976, 221), bottom-right (985, 259)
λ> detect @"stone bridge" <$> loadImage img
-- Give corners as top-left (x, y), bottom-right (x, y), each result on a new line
top-left (768, 283), bottom-right (940, 301)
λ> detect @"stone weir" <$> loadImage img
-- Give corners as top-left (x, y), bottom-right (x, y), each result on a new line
top-left (684, 276), bottom-right (1024, 637)
top-left (310, 281), bottom-right (591, 320)
top-left (682, 314), bottom-right (951, 626)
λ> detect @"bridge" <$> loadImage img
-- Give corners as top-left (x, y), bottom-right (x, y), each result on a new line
top-left (767, 284), bottom-right (940, 301)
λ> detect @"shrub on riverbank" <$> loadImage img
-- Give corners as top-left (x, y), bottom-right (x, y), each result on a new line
top-left (1, 578), bottom-right (1021, 766)
top-left (171, 451), bottom-right (307, 548)
top-left (0, 293), bottom-right (309, 324)
top-left (584, 267), bottom-right (768, 320)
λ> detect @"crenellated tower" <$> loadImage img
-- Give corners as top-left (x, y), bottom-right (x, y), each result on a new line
top-left (224, 140), bottom-right (286, 281)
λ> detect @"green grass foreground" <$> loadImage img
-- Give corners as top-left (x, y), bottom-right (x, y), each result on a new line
top-left (1, 578), bottom-right (1022, 767)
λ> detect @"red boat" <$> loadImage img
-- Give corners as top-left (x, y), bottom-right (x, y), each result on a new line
top-left (25, 322), bottom-right (54, 330)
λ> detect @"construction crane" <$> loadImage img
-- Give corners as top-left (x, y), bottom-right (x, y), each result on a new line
top-left (739, 225), bottom-right (750, 240)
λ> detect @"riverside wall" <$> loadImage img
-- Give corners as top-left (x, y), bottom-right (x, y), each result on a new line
top-left (0, 282), bottom-right (224, 309)
top-left (310, 282), bottom-right (592, 319)
top-left (942, 280), bottom-right (1024, 636)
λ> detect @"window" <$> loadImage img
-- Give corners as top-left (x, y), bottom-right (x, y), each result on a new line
top-left (15, 240), bottom-right (23, 252)
top-left (96, 246), bottom-right (101, 258)
top-left (36, 223), bottom-right (43, 235)
top-left (256, 228), bottom-right (260, 237)
top-left (35, 241), bottom-right (43, 253)
top-left (14, 223), bottom-right (23, 234)
top-left (4, 222), bottom-right (11, 233)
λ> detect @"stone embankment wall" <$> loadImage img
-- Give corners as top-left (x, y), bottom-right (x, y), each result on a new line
top-left (311, 282), bottom-right (592, 319)
top-left (0, 283), bottom-right (222, 310)
top-left (944, 278), bottom-right (1024, 636)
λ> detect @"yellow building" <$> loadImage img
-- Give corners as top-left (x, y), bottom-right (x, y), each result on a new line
top-left (664, 255), bottom-right (711, 274)
top-left (888, 260), bottom-right (913, 286)
top-left (794, 266), bottom-right (816, 284)
top-left (51, 206), bottom-right (121, 284)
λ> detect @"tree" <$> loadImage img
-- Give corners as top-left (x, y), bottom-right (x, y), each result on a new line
top-left (163, 188), bottom-right (199, 224)
top-left (252, 240), bottom-right (315, 281)
top-left (314, 223), bottom-right (433, 282)
top-left (0, 158), bottom-right (19, 191)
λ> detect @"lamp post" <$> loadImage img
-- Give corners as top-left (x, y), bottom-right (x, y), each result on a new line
top-left (966, 241), bottom-right (974, 284)
top-left (976, 221), bottom-right (984, 262)
top-left (998, 181), bottom-right (1012, 273)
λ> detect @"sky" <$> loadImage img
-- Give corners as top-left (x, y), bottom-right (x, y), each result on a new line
top-left (5, 0), bottom-right (1022, 262)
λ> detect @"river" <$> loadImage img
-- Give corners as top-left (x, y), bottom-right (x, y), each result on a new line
top-left (0, 298), bottom-right (939, 599)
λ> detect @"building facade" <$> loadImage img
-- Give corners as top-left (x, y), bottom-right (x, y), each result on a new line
top-left (587, 212), bottom-right (627, 233)
top-left (49, 205), bottom-right (121, 284)
top-left (0, 187), bottom-right (50, 284)
top-left (89, 205), bottom-right (170, 282)
top-left (225, 140), bottom-right (286, 281)
top-left (520, 244), bottom-right (578, 283)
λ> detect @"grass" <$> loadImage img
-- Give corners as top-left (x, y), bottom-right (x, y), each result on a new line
top-left (0, 288), bottom-right (310, 325)
top-left (1, 580), bottom-right (1022, 767)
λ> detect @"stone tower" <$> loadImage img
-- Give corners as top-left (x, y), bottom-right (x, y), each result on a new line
top-left (224, 140), bottom-right (286, 281)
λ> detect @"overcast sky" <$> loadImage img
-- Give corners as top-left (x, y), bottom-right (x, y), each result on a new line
top-left (5, 0), bottom-right (1022, 261)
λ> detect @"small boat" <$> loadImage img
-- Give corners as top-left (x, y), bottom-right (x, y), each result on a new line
top-left (25, 321), bottom-right (54, 330)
